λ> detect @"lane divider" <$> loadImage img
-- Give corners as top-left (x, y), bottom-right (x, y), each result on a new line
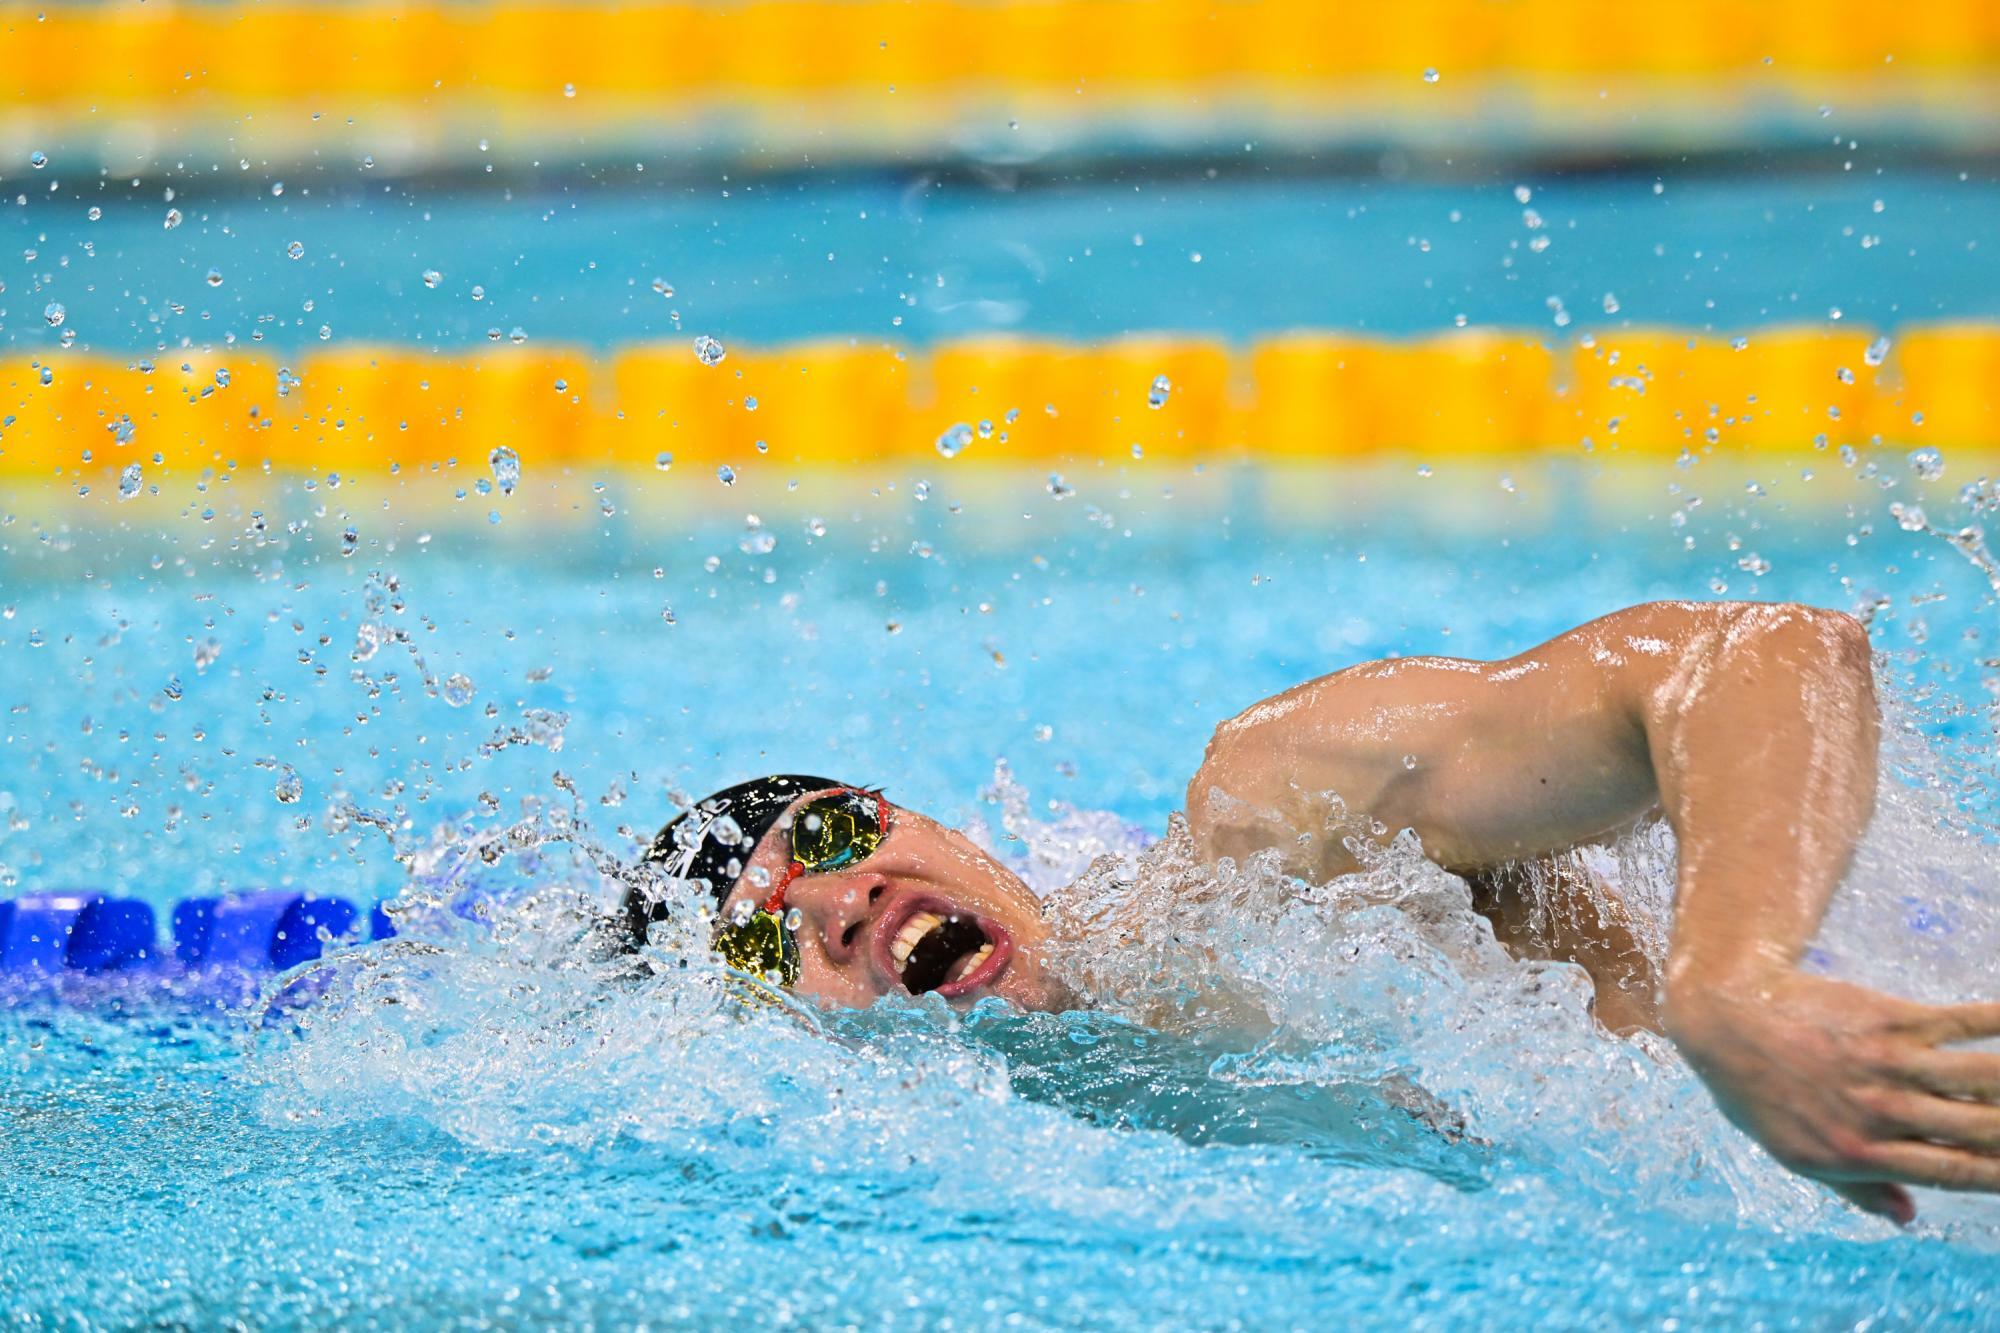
top-left (4, 0), bottom-right (1994, 116)
top-left (0, 890), bottom-right (395, 974)
top-left (3, 324), bottom-right (1993, 479)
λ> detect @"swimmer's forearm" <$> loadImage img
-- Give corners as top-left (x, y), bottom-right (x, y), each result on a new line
top-left (1649, 606), bottom-right (1879, 1022)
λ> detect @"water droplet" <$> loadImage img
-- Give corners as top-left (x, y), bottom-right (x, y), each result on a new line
top-left (1402, 753), bottom-right (1418, 769)
top-left (470, 285), bottom-right (485, 302)
top-left (117, 462), bottom-right (142, 499)
top-left (729, 898), bottom-right (757, 927)
top-left (744, 396), bottom-right (758, 412)
top-left (271, 181), bottom-right (284, 197)
top-left (1836, 366), bottom-right (1855, 385)
top-left (1422, 67), bottom-right (1439, 83)
top-left (29, 150), bottom-right (47, 169)
top-left (1908, 448), bottom-right (1945, 482)
top-left (693, 334), bottom-right (726, 366)
top-left (913, 479), bottom-right (931, 501)
top-left (274, 768), bottom-right (303, 804)
top-left (214, 367), bottom-right (231, 388)
top-left (1513, 184), bottom-right (1531, 204)
top-left (716, 464), bottom-right (737, 486)
top-left (508, 326), bottom-right (527, 345)
top-left (562, 82), bottom-right (576, 98)
top-left (86, 206), bottom-right (100, 222)
top-left (163, 208), bottom-right (182, 230)
top-left (37, 365), bottom-right (52, 386)
top-left (422, 268), bottom-right (442, 289)
top-left (340, 527), bottom-right (359, 556)
top-left (660, 604), bottom-right (677, 625)
top-left (1892, 502), bottom-right (1927, 532)
top-left (205, 267), bottom-right (223, 287)
top-left (286, 240), bottom-right (304, 260)
top-left (489, 445), bottom-right (521, 496)
top-left (935, 422), bottom-right (973, 458)
top-left (783, 907), bottom-right (803, 931)
top-left (1602, 292), bottom-right (1620, 315)
top-left (42, 302), bottom-right (64, 327)
top-left (653, 452), bottom-right (673, 472)
top-left (1729, 336), bottom-right (1749, 351)
top-left (652, 277), bottom-right (675, 298)
top-left (1147, 374), bottom-right (1171, 409)
top-left (739, 514), bottom-right (776, 554)
top-left (276, 366), bottom-right (300, 398)
top-left (1864, 335), bottom-right (1890, 367)
top-left (441, 672), bottom-right (475, 707)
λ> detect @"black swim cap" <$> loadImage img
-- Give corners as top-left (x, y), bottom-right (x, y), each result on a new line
top-left (623, 774), bottom-right (843, 948)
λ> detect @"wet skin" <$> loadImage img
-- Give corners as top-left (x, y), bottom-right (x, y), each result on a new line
top-left (716, 793), bottom-right (1069, 1012)
top-left (716, 600), bottom-right (2000, 1223)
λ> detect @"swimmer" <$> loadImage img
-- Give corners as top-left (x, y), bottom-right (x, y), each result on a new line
top-left (625, 600), bottom-right (2000, 1222)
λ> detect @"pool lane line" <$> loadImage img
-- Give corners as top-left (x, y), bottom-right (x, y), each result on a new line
top-left (1, 0), bottom-right (1997, 170)
top-left (2, 324), bottom-right (1992, 480)
top-left (0, 889), bottom-right (396, 976)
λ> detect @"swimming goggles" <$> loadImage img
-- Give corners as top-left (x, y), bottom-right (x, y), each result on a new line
top-left (711, 788), bottom-right (892, 988)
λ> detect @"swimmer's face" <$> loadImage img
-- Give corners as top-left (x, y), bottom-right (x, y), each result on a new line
top-left (717, 793), bottom-right (1067, 1011)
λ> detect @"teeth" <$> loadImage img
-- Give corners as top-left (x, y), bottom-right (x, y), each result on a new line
top-left (889, 911), bottom-right (943, 971)
top-left (947, 943), bottom-right (994, 984)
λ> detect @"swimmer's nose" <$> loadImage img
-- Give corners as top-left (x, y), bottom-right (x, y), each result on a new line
top-left (782, 874), bottom-right (882, 969)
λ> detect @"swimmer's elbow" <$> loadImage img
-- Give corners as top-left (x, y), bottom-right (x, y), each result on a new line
top-left (1727, 602), bottom-right (1875, 683)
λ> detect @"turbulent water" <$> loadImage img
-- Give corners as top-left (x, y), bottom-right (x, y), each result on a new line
top-left (7, 463), bottom-right (2000, 1326)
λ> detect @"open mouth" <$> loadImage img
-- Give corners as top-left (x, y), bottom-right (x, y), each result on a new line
top-left (879, 900), bottom-right (1010, 997)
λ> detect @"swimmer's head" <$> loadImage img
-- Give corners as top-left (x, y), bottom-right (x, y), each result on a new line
top-left (626, 776), bottom-right (1066, 1011)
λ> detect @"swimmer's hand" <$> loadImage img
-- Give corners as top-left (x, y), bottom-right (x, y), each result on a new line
top-left (1668, 968), bottom-right (2000, 1224)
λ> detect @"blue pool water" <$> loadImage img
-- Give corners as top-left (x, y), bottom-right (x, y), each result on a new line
top-left (6, 450), bottom-right (2000, 1326)
top-left (7, 164), bottom-right (1998, 353)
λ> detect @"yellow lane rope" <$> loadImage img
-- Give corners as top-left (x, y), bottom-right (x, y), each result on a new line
top-left (4, 325), bottom-right (1993, 478)
top-left (2, 0), bottom-right (1996, 165)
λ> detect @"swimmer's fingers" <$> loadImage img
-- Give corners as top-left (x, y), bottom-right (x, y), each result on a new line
top-left (1874, 1090), bottom-right (2000, 1153)
top-left (1904, 1049), bottom-right (2000, 1103)
top-left (1907, 1000), bottom-right (2000, 1044)
top-left (1828, 1181), bottom-right (1914, 1225)
top-left (1857, 1141), bottom-right (2000, 1194)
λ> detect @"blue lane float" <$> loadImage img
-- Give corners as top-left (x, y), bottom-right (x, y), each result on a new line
top-left (2, 890), bottom-right (397, 974)
top-left (0, 892), bottom-right (156, 972)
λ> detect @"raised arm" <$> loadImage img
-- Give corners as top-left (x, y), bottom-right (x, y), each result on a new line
top-left (1186, 600), bottom-right (2000, 1219)
top-left (1644, 605), bottom-right (2000, 1222)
